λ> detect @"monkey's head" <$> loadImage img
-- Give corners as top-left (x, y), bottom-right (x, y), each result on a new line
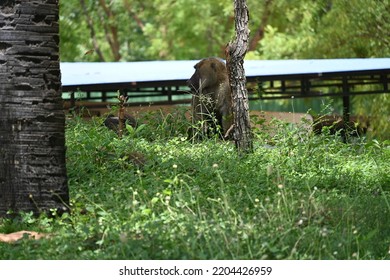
top-left (187, 57), bottom-right (228, 93)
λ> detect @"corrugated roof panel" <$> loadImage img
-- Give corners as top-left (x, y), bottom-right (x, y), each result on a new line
top-left (244, 59), bottom-right (390, 77)
top-left (60, 60), bottom-right (195, 86)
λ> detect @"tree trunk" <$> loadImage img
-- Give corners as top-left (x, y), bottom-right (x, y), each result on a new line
top-left (226, 0), bottom-right (253, 154)
top-left (0, 0), bottom-right (69, 216)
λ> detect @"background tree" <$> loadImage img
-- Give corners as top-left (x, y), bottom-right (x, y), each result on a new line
top-left (60, 0), bottom-right (389, 61)
top-left (252, 0), bottom-right (390, 139)
top-left (0, 0), bottom-right (69, 216)
top-left (59, 0), bottom-right (268, 61)
top-left (59, 0), bottom-right (390, 139)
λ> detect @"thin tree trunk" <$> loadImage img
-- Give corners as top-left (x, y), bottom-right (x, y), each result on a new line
top-left (0, 0), bottom-right (69, 216)
top-left (226, 0), bottom-right (253, 154)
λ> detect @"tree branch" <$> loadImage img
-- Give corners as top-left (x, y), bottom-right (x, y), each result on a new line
top-left (98, 0), bottom-right (121, 61)
top-left (79, 0), bottom-right (106, 61)
top-left (248, 0), bottom-right (272, 51)
top-left (123, 0), bottom-right (145, 31)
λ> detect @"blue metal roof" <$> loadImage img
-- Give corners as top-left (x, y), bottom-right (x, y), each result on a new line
top-left (61, 58), bottom-right (390, 87)
top-left (245, 58), bottom-right (390, 77)
top-left (61, 60), bottom-right (195, 86)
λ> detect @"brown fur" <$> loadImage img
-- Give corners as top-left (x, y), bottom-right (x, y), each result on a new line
top-left (187, 57), bottom-right (233, 139)
top-left (103, 113), bottom-right (137, 134)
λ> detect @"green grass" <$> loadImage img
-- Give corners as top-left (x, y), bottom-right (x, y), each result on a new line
top-left (1, 109), bottom-right (389, 259)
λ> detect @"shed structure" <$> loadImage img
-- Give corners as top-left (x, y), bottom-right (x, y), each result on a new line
top-left (61, 58), bottom-right (390, 123)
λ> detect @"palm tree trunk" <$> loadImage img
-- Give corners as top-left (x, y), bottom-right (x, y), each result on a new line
top-left (0, 0), bottom-right (69, 216)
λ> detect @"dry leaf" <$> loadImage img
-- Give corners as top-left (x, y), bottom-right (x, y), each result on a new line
top-left (0, 231), bottom-right (49, 243)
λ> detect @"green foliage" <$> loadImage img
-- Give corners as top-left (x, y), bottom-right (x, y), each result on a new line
top-left (253, 0), bottom-right (324, 59)
top-left (60, 0), bottom-right (92, 61)
top-left (59, 0), bottom-right (236, 61)
top-left (1, 111), bottom-right (389, 259)
top-left (143, 0), bottom-right (234, 59)
top-left (250, 0), bottom-right (390, 139)
top-left (60, 1), bottom-right (390, 139)
top-left (250, 0), bottom-right (390, 59)
top-left (59, 0), bottom-right (390, 64)
top-left (307, 0), bottom-right (390, 58)
top-left (353, 94), bottom-right (390, 140)
top-left (60, 0), bottom-right (326, 61)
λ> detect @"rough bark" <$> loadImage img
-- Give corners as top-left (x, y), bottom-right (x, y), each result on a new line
top-left (226, 0), bottom-right (253, 153)
top-left (0, 0), bottom-right (69, 216)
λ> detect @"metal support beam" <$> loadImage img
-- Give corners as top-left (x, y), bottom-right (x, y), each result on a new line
top-left (381, 74), bottom-right (389, 92)
top-left (342, 77), bottom-right (350, 142)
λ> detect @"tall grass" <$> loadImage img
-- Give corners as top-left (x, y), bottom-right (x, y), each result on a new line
top-left (0, 109), bottom-right (389, 259)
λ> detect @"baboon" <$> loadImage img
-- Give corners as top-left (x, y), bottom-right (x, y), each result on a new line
top-left (187, 57), bottom-right (233, 139)
top-left (103, 113), bottom-right (137, 134)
